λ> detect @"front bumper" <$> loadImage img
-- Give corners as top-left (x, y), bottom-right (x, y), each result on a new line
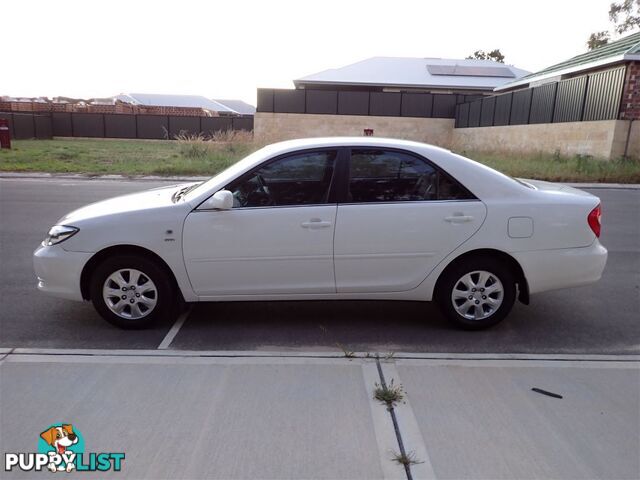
top-left (33, 244), bottom-right (93, 301)
top-left (513, 240), bottom-right (608, 295)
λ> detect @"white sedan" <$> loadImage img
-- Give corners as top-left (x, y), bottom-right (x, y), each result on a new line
top-left (34, 137), bottom-right (607, 329)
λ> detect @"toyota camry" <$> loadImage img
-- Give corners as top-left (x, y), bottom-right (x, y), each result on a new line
top-left (33, 137), bottom-right (607, 329)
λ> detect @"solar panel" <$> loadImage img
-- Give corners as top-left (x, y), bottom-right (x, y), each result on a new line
top-left (427, 65), bottom-right (516, 78)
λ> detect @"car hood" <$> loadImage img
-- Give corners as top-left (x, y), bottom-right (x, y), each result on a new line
top-left (57, 183), bottom-right (192, 224)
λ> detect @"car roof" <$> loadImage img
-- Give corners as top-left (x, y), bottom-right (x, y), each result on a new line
top-left (260, 136), bottom-right (451, 155)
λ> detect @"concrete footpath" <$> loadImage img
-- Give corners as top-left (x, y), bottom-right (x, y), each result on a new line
top-left (0, 349), bottom-right (638, 479)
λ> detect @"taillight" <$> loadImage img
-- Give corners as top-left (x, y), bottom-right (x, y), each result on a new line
top-left (588, 204), bottom-right (601, 238)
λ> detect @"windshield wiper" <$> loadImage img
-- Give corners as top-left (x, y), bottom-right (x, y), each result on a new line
top-left (172, 182), bottom-right (203, 202)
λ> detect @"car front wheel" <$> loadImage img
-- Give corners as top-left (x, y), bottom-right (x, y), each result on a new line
top-left (437, 257), bottom-right (516, 330)
top-left (90, 255), bottom-right (175, 329)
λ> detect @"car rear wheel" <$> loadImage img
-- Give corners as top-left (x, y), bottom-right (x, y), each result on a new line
top-left (90, 255), bottom-right (175, 329)
top-left (437, 257), bottom-right (516, 330)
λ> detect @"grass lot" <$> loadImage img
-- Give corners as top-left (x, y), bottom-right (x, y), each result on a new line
top-left (459, 150), bottom-right (640, 183)
top-left (0, 137), bottom-right (256, 176)
top-left (1, 138), bottom-right (639, 182)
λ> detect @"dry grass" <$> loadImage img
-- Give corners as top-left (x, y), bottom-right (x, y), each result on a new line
top-left (0, 134), bottom-right (258, 176)
top-left (459, 149), bottom-right (640, 183)
top-left (1, 136), bottom-right (639, 182)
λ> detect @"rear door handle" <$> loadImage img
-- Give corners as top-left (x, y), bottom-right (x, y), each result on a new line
top-left (444, 215), bottom-right (474, 223)
top-left (301, 219), bottom-right (332, 229)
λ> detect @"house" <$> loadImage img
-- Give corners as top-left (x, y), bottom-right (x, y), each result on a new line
top-left (213, 99), bottom-right (256, 116)
top-left (451, 32), bottom-right (640, 159)
top-left (115, 93), bottom-right (239, 116)
top-left (254, 57), bottom-right (529, 144)
top-left (295, 57), bottom-right (529, 94)
top-left (496, 32), bottom-right (640, 90)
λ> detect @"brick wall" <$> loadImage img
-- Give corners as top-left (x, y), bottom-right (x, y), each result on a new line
top-left (620, 61), bottom-right (640, 119)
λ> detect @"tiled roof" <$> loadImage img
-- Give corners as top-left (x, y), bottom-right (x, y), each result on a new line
top-left (496, 31), bottom-right (640, 91)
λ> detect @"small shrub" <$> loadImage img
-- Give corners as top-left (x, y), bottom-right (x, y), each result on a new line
top-left (175, 133), bottom-right (210, 159)
top-left (374, 379), bottom-right (405, 407)
top-left (391, 450), bottom-right (423, 466)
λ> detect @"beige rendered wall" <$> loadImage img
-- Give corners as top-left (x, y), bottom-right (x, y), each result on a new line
top-left (451, 120), bottom-right (632, 160)
top-left (625, 120), bottom-right (640, 160)
top-left (255, 113), bottom-right (638, 161)
top-left (254, 112), bottom-right (455, 148)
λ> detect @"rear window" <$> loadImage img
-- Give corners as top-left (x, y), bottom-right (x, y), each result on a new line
top-left (348, 149), bottom-right (476, 203)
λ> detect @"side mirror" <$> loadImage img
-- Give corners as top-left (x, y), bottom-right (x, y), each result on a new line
top-left (200, 190), bottom-right (234, 210)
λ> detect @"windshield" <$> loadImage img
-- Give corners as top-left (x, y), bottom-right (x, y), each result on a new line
top-left (183, 146), bottom-right (271, 201)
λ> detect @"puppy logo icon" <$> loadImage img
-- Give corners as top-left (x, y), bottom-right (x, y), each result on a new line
top-left (4, 423), bottom-right (124, 473)
top-left (39, 424), bottom-right (80, 472)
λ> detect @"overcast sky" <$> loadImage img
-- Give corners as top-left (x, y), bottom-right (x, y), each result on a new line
top-left (3, 0), bottom-right (619, 105)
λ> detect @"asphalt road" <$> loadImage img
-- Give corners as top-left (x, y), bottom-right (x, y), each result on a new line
top-left (1, 177), bottom-right (638, 354)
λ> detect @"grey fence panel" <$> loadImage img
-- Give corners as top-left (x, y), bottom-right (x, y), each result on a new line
top-left (480, 96), bottom-right (496, 126)
top-left (464, 94), bottom-right (484, 103)
top-left (468, 99), bottom-right (482, 127)
top-left (136, 115), bottom-right (168, 139)
top-left (370, 92), bottom-right (401, 116)
top-left (169, 116), bottom-right (201, 138)
top-left (553, 76), bottom-right (588, 123)
top-left (457, 102), bottom-right (470, 128)
top-left (104, 114), bottom-right (136, 138)
top-left (201, 117), bottom-right (233, 134)
top-left (510, 89), bottom-right (533, 125)
top-left (529, 83), bottom-right (557, 124)
top-left (338, 91), bottom-right (369, 115)
top-left (493, 93), bottom-right (513, 126)
top-left (401, 93), bottom-right (432, 117)
top-left (34, 115), bottom-right (52, 139)
top-left (52, 113), bottom-right (73, 136)
top-left (583, 66), bottom-right (625, 121)
top-left (12, 113), bottom-right (35, 139)
top-left (232, 117), bottom-right (254, 131)
top-left (432, 94), bottom-right (457, 118)
top-left (71, 113), bottom-right (104, 137)
top-left (454, 104), bottom-right (461, 127)
top-left (273, 89), bottom-right (305, 113)
top-left (306, 90), bottom-right (337, 114)
top-left (256, 88), bottom-right (274, 112)
top-left (0, 113), bottom-right (14, 137)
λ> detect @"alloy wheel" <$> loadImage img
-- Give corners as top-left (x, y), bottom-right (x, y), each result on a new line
top-left (451, 270), bottom-right (504, 321)
top-left (102, 268), bottom-right (158, 320)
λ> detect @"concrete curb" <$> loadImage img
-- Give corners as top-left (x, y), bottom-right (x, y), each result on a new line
top-left (1, 172), bottom-right (639, 189)
top-left (6, 348), bottom-right (640, 361)
top-left (0, 172), bottom-right (208, 182)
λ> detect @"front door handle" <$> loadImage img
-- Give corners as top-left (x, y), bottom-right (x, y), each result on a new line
top-left (444, 214), bottom-right (474, 223)
top-left (301, 219), bottom-right (332, 229)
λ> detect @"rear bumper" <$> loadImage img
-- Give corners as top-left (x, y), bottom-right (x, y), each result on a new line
top-left (513, 240), bottom-right (608, 295)
top-left (33, 244), bottom-right (93, 301)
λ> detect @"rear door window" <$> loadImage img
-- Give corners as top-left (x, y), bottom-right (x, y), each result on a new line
top-left (348, 149), bottom-right (474, 203)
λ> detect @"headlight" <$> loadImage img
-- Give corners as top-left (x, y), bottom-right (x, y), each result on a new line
top-left (43, 225), bottom-right (79, 246)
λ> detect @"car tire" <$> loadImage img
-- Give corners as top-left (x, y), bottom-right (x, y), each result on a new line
top-left (90, 255), bottom-right (176, 329)
top-left (437, 256), bottom-right (516, 330)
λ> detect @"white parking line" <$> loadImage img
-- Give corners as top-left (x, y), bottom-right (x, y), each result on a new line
top-left (157, 307), bottom-right (192, 350)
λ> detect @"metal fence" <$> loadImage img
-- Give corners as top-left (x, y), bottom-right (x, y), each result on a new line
top-left (454, 66), bottom-right (626, 128)
top-left (0, 112), bottom-right (254, 140)
top-left (257, 88), bottom-right (483, 119)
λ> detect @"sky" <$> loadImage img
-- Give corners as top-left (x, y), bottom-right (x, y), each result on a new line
top-left (3, 0), bottom-right (620, 105)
